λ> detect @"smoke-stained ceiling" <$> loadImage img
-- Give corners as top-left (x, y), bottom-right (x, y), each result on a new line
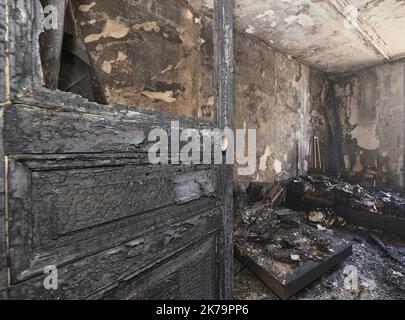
top-left (188, 0), bottom-right (405, 73)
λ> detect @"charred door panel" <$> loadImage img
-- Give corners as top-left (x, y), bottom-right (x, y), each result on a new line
top-left (9, 207), bottom-right (223, 299)
top-left (1, 0), bottom-right (234, 300)
top-left (93, 236), bottom-right (219, 300)
top-left (0, 0), bottom-right (8, 299)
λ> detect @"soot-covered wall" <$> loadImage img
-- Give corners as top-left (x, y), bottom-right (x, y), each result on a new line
top-left (331, 59), bottom-right (405, 189)
top-left (234, 33), bottom-right (326, 193)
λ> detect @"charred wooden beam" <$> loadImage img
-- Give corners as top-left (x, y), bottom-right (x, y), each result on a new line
top-left (337, 207), bottom-right (405, 239)
top-left (214, 0), bottom-right (234, 300)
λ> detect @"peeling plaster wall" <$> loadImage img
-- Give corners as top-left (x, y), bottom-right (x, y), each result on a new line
top-left (332, 59), bottom-right (405, 188)
top-left (74, 0), bottom-right (327, 194)
top-left (234, 33), bottom-right (323, 192)
top-left (74, 0), bottom-right (214, 118)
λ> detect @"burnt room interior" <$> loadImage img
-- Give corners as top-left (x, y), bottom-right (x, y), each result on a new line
top-left (1, 0), bottom-right (405, 300)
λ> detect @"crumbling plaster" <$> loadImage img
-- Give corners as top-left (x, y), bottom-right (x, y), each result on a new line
top-left (75, 0), bottom-right (214, 118)
top-left (188, 0), bottom-right (405, 74)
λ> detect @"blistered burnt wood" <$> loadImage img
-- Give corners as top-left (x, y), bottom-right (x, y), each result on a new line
top-left (73, 0), bottom-right (214, 118)
top-left (337, 207), bottom-right (405, 239)
top-left (13, 88), bottom-right (208, 123)
top-left (11, 195), bottom-right (219, 283)
top-left (7, 154), bottom-right (219, 282)
top-left (331, 62), bottom-right (405, 189)
top-left (8, 0), bottom-right (42, 98)
top-left (0, 0), bottom-right (7, 102)
top-left (14, 88), bottom-right (212, 124)
top-left (92, 236), bottom-right (218, 300)
top-left (214, 0), bottom-right (234, 300)
top-left (6, 90), bottom-right (216, 155)
top-left (235, 242), bottom-right (353, 300)
top-left (5, 104), bottom-right (145, 154)
top-left (0, 107), bottom-right (7, 298)
top-left (8, 208), bottom-right (223, 299)
top-left (233, 29), bottom-right (316, 190)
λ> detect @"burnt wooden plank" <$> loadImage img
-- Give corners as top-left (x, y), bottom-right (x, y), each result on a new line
top-left (402, 64), bottom-right (405, 190)
top-left (6, 90), bottom-right (218, 155)
top-left (30, 164), bottom-right (215, 235)
top-left (73, 0), bottom-right (214, 117)
top-left (92, 236), bottom-right (218, 300)
top-left (214, 0), bottom-right (234, 300)
top-left (38, 0), bottom-right (66, 90)
top-left (8, 208), bottom-right (223, 300)
top-left (26, 198), bottom-right (219, 281)
top-left (2, 0), bottom-right (234, 300)
top-left (0, 0), bottom-right (7, 102)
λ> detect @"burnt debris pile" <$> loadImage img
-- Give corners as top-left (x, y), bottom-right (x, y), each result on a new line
top-left (235, 175), bottom-right (405, 299)
top-left (285, 175), bottom-right (405, 219)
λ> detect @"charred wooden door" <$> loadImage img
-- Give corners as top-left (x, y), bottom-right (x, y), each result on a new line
top-left (0, 0), bottom-right (234, 299)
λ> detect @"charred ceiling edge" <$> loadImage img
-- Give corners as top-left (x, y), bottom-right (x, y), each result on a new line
top-left (327, 0), bottom-right (393, 60)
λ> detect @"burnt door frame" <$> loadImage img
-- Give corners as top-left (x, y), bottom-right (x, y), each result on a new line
top-left (213, 0), bottom-right (234, 299)
top-left (0, 0), bottom-right (234, 299)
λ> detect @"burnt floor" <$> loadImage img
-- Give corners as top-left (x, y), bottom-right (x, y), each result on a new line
top-left (235, 225), bottom-right (405, 300)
